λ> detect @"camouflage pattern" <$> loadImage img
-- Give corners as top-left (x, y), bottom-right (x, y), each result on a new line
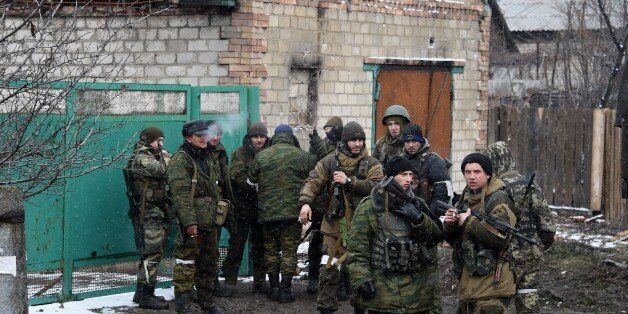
top-left (208, 142), bottom-right (235, 229)
top-left (403, 139), bottom-right (451, 214)
top-left (248, 132), bottom-right (316, 223)
top-left (310, 135), bottom-right (338, 161)
top-left (347, 185), bottom-right (443, 313)
top-left (222, 135), bottom-right (268, 284)
top-left (172, 227), bottom-right (219, 309)
top-left (299, 145), bottom-right (383, 312)
top-left (167, 142), bottom-right (224, 308)
top-left (444, 178), bottom-right (517, 303)
top-left (372, 135), bottom-right (404, 168)
top-left (484, 141), bottom-right (556, 313)
top-left (127, 143), bottom-right (171, 288)
top-left (263, 220), bottom-right (302, 276)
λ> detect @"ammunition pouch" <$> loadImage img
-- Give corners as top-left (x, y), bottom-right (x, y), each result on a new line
top-left (215, 199), bottom-right (230, 226)
top-left (193, 196), bottom-right (217, 228)
top-left (462, 239), bottom-right (497, 277)
top-left (144, 189), bottom-right (166, 203)
top-left (371, 236), bottom-right (431, 273)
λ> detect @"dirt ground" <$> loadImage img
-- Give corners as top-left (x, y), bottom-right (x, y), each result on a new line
top-left (93, 217), bottom-right (626, 313)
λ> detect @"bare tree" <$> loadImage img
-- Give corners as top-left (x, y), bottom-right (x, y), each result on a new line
top-left (0, 0), bottom-right (171, 198)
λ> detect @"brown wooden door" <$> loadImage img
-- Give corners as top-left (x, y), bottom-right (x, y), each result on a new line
top-left (375, 67), bottom-right (452, 159)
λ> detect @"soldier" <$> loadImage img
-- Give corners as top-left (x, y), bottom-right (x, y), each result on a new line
top-left (221, 122), bottom-right (270, 295)
top-left (168, 120), bottom-right (226, 313)
top-left (373, 104), bottom-right (411, 168)
top-left (442, 153), bottom-right (517, 314)
top-left (485, 141), bottom-right (556, 313)
top-left (202, 120), bottom-right (236, 298)
top-left (127, 127), bottom-right (171, 310)
top-left (347, 156), bottom-right (443, 313)
top-left (306, 116), bottom-right (343, 294)
top-left (247, 124), bottom-right (316, 303)
top-left (402, 123), bottom-right (453, 214)
top-left (299, 122), bottom-right (384, 314)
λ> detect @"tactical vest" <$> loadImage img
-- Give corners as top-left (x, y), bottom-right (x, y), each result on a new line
top-left (370, 194), bottom-right (433, 273)
top-left (455, 190), bottom-right (513, 277)
top-left (376, 141), bottom-right (403, 167)
top-left (326, 155), bottom-right (376, 219)
top-left (126, 150), bottom-right (168, 207)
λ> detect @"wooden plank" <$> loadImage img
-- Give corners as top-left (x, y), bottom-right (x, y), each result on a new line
top-left (582, 109), bottom-right (594, 208)
top-left (488, 106), bottom-right (499, 144)
top-left (546, 108), bottom-right (558, 205)
top-left (603, 109), bottom-right (613, 218)
top-left (517, 107), bottom-right (529, 173)
top-left (590, 109), bottom-right (606, 212)
top-left (509, 106), bottom-right (520, 166)
top-left (614, 124), bottom-right (624, 221)
top-left (529, 108), bottom-right (541, 177)
top-left (567, 109), bottom-right (581, 206)
top-left (538, 107), bottom-right (552, 203)
top-left (562, 108), bottom-right (575, 206)
top-left (557, 108), bottom-right (568, 205)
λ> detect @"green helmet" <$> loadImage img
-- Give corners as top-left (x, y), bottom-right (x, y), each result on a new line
top-left (382, 104), bottom-right (411, 125)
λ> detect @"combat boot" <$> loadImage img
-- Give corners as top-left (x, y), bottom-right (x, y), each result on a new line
top-left (278, 275), bottom-right (295, 303)
top-left (138, 284), bottom-right (169, 310)
top-left (134, 284), bottom-right (167, 303)
top-left (175, 290), bottom-right (194, 313)
top-left (252, 275), bottom-right (269, 294)
top-left (267, 273), bottom-right (280, 301)
top-left (336, 280), bottom-right (349, 302)
top-left (307, 261), bottom-right (320, 293)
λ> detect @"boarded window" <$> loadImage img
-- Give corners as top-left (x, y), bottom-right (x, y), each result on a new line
top-left (0, 89), bottom-right (66, 114)
top-left (289, 68), bottom-right (318, 125)
top-left (200, 92), bottom-right (240, 114)
top-left (75, 90), bottom-right (186, 115)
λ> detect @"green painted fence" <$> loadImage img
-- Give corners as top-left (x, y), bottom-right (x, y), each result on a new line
top-left (23, 82), bottom-right (260, 305)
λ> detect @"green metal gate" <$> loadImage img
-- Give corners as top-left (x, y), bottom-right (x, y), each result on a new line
top-left (25, 82), bottom-right (260, 305)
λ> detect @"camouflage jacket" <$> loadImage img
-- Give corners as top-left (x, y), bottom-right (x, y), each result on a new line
top-left (229, 135), bottom-right (268, 220)
top-left (299, 145), bottom-right (383, 218)
top-left (372, 134), bottom-right (404, 168)
top-left (444, 178), bottom-right (517, 301)
top-left (485, 142), bottom-right (556, 273)
top-left (248, 133), bottom-right (316, 223)
top-left (403, 139), bottom-right (451, 213)
top-left (309, 133), bottom-right (338, 161)
top-left (128, 143), bottom-right (170, 211)
top-left (347, 185), bottom-right (442, 313)
top-left (167, 142), bottom-right (222, 229)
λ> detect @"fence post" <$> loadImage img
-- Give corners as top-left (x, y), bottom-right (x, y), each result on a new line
top-left (0, 187), bottom-right (27, 313)
top-left (591, 109), bottom-right (606, 212)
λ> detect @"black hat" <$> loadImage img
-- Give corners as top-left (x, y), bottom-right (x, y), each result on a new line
top-left (402, 124), bottom-right (425, 143)
top-left (384, 156), bottom-right (414, 177)
top-left (140, 126), bottom-right (164, 143)
top-left (461, 153), bottom-right (493, 177)
top-left (248, 122), bottom-right (268, 138)
top-left (182, 120), bottom-right (209, 137)
top-left (324, 116), bottom-right (343, 128)
top-left (341, 122), bottom-right (366, 142)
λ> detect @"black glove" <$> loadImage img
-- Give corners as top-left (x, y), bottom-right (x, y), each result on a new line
top-left (393, 203), bottom-right (424, 225)
top-left (357, 280), bottom-right (376, 300)
top-left (309, 129), bottom-right (319, 140)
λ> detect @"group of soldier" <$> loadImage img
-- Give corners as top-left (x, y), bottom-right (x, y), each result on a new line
top-left (125, 104), bottom-right (556, 314)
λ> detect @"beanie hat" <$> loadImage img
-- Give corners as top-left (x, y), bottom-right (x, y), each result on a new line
top-left (341, 122), bottom-right (366, 142)
top-left (140, 126), bottom-right (164, 143)
top-left (274, 124), bottom-right (293, 134)
top-left (384, 156), bottom-right (414, 177)
top-left (248, 122), bottom-right (268, 138)
top-left (461, 153), bottom-right (493, 177)
top-left (324, 116), bottom-right (344, 128)
top-left (402, 124), bottom-right (425, 143)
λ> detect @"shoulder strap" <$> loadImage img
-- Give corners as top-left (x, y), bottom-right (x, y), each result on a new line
top-left (175, 150), bottom-right (200, 199)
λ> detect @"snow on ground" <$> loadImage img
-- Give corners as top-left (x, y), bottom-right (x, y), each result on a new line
top-left (29, 287), bottom-right (174, 313)
top-left (549, 205), bottom-right (592, 213)
top-left (555, 223), bottom-right (627, 249)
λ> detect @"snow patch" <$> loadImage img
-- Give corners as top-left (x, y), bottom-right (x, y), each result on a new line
top-left (297, 241), bottom-right (310, 254)
top-left (555, 224), bottom-right (627, 249)
top-left (549, 205), bottom-right (592, 213)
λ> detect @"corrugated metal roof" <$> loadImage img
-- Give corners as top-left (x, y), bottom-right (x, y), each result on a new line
top-left (496, 0), bottom-right (624, 32)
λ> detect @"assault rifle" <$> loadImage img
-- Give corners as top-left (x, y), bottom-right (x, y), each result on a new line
top-left (434, 200), bottom-right (539, 245)
top-left (380, 176), bottom-right (443, 230)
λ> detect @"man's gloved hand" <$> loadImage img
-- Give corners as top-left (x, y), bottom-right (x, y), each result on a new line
top-left (309, 128), bottom-right (319, 140)
top-left (393, 203), bottom-right (424, 225)
top-left (357, 280), bottom-right (376, 300)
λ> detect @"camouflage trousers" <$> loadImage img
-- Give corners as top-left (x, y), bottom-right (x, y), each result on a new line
top-left (133, 205), bottom-right (171, 287)
top-left (317, 217), bottom-right (346, 311)
top-left (262, 220), bottom-right (301, 276)
top-left (514, 269), bottom-right (539, 313)
top-left (308, 209), bottom-right (324, 280)
top-left (173, 226), bottom-right (219, 307)
top-left (222, 214), bottom-right (266, 284)
top-left (457, 297), bottom-right (511, 314)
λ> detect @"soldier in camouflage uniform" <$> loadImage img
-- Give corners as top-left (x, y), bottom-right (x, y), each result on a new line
top-left (168, 120), bottom-right (225, 313)
top-left (373, 105), bottom-right (411, 168)
top-left (485, 142), bottom-right (556, 313)
top-left (299, 122), bottom-right (384, 314)
top-left (221, 122), bottom-right (269, 295)
top-left (443, 153), bottom-right (517, 314)
top-left (247, 124), bottom-right (317, 303)
top-left (347, 156), bottom-right (443, 313)
top-left (307, 116), bottom-right (343, 294)
top-left (127, 127), bottom-right (171, 310)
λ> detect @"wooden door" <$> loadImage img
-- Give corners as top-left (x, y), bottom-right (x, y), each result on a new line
top-left (375, 67), bottom-right (452, 159)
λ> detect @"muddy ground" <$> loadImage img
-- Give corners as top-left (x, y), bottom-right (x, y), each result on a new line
top-left (85, 217), bottom-right (627, 313)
